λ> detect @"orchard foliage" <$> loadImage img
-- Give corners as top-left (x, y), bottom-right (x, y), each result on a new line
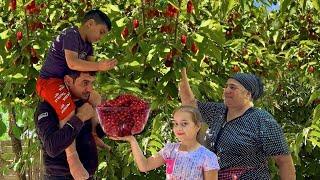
top-left (0, 0), bottom-right (320, 179)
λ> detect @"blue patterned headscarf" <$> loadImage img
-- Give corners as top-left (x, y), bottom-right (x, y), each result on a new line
top-left (231, 73), bottom-right (264, 100)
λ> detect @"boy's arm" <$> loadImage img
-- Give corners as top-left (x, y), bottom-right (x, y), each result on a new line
top-left (87, 56), bottom-right (95, 62)
top-left (65, 50), bottom-right (117, 71)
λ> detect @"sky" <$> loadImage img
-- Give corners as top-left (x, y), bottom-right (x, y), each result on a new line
top-left (254, 0), bottom-right (280, 11)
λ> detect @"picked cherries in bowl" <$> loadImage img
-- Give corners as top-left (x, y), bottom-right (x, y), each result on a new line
top-left (96, 94), bottom-right (150, 137)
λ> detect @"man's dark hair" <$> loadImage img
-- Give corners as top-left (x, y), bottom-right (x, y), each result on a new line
top-left (82, 9), bottom-right (112, 31)
top-left (67, 70), bottom-right (96, 80)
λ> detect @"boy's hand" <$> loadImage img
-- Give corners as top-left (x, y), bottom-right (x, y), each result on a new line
top-left (98, 59), bottom-right (118, 71)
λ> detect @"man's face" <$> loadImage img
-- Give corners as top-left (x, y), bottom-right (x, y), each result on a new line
top-left (86, 20), bottom-right (108, 43)
top-left (66, 73), bottom-right (95, 100)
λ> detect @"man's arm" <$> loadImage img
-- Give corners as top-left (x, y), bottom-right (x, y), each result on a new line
top-left (273, 154), bottom-right (296, 180)
top-left (36, 102), bottom-right (94, 157)
top-left (36, 107), bottom-right (84, 157)
top-left (179, 68), bottom-right (197, 107)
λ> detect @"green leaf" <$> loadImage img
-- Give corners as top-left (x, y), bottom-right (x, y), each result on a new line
top-left (148, 140), bottom-right (162, 149)
top-left (307, 91), bottom-right (320, 105)
top-left (199, 19), bottom-right (215, 28)
top-left (312, 105), bottom-right (320, 122)
top-left (309, 137), bottom-right (320, 147)
top-left (193, 33), bottom-right (204, 43)
top-left (280, 0), bottom-right (292, 13)
top-left (105, 4), bottom-right (121, 13)
top-left (164, 81), bottom-right (178, 98)
top-left (116, 17), bottom-right (127, 27)
top-left (309, 131), bottom-right (320, 138)
top-left (122, 165), bottom-right (130, 178)
top-left (142, 66), bottom-right (157, 81)
top-left (148, 146), bottom-right (158, 155)
top-left (250, 35), bottom-right (266, 47)
top-left (0, 120), bottom-right (6, 138)
top-left (0, 30), bottom-right (9, 40)
top-left (98, 162), bottom-right (108, 170)
top-left (311, 0), bottom-right (320, 11)
top-left (12, 125), bottom-right (22, 139)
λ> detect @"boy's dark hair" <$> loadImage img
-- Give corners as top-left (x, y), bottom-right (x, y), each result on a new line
top-left (82, 9), bottom-right (112, 31)
top-left (67, 70), bottom-right (96, 80)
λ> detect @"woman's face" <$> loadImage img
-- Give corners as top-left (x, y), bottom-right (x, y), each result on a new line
top-left (223, 78), bottom-right (251, 108)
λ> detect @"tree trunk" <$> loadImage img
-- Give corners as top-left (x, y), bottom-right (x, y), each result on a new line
top-left (8, 106), bottom-right (26, 180)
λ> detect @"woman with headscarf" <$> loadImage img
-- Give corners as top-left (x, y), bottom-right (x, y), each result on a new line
top-left (179, 68), bottom-right (295, 180)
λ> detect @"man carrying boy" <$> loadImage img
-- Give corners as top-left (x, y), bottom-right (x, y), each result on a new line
top-left (36, 9), bottom-right (116, 179)
top-left (35, 71), bottom-right (104, 180)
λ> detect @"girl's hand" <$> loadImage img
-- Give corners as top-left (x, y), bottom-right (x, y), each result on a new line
top-left (109, 135), bottom-right (135, 142)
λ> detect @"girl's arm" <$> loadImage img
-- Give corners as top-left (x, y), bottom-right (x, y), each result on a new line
top-left (111, 136), bottom-right (165, 172)
top-left (204, 170), bottom-right (218, 180)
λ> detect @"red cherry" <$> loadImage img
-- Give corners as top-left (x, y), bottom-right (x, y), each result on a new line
top-left (16, 31), bottom-right (23, 41)
top-left (165, 3), bottom-right (178, 17)
top-left (308, 66), bottom-right (315, 73)
top-left (226, 28), bottom-right (233, 37)
top-left (187, 0), bottom-right (194, 14)
top-left (166, 51), bottom-right (173, 61)
top-left (5, 40), bottom-right (13, 50)
top-left (121, 27), bottom-right (129, 39)
top-left (39, 3), bottom-right (47, 9)
top-left (231, 65), bottom-right (240, 72)
top-left (25, 0), bottom-right (39, 15)
top-left (31, 48), bottom-right (37, 57)
top-left (181, 35), bottom-right (187, 45)
top-left (242, 48), bottom-right (248, 56)
top-left (131, 43), bottom-right (140, 55)
top-left (287, 62), bottom-right (294, 69)
top-left (191, 42), bottom-right (199, 54)
top-left (165, 59), bottom-right (174, 67)
top-left (146, 9), bottom-right (160, 18)
top-left (255, 58), bottom-right (261, 66)
top-left (133, 19), bottom-right (139, 29)
top-left (9, 0), bottom-right (17, 11)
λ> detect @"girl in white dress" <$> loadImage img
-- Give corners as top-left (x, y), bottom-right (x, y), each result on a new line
top-left (111, 106), bottom-right (219, 180)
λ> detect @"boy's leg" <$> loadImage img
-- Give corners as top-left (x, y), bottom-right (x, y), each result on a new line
top-left (88, 90), bottom-right (110, 150)
top-left (36, 78), bottom-right (89, 179)
top-left (60, 113), bottom-right (89, 180)
top-left (92, 114), bottom-right (110, 150)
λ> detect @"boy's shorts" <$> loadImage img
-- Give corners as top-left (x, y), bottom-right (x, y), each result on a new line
top-left (36, 78), bottom-right (76, 121)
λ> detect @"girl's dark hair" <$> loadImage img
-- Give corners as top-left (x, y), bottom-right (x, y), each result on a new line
top-left (173, 106), bottom-right (208, 145)
top-left (83, 9), bottom-right (112, 31)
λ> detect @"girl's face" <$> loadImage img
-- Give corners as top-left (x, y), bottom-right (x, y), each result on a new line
top-left (172, 111), bottom-right (200, 142)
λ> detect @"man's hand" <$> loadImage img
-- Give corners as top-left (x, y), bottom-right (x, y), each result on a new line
top-left (76, 103), bottom-right (95, 122)
top-left (88, 90), bottom-right (102, 107)
top-left (98, 59), bottom-right (118, 71)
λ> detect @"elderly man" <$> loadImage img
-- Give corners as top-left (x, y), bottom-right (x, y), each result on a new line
top-left (179, 68), bottom-right (295, 180)
top-left (34, 71), bottom-right (105, 180)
